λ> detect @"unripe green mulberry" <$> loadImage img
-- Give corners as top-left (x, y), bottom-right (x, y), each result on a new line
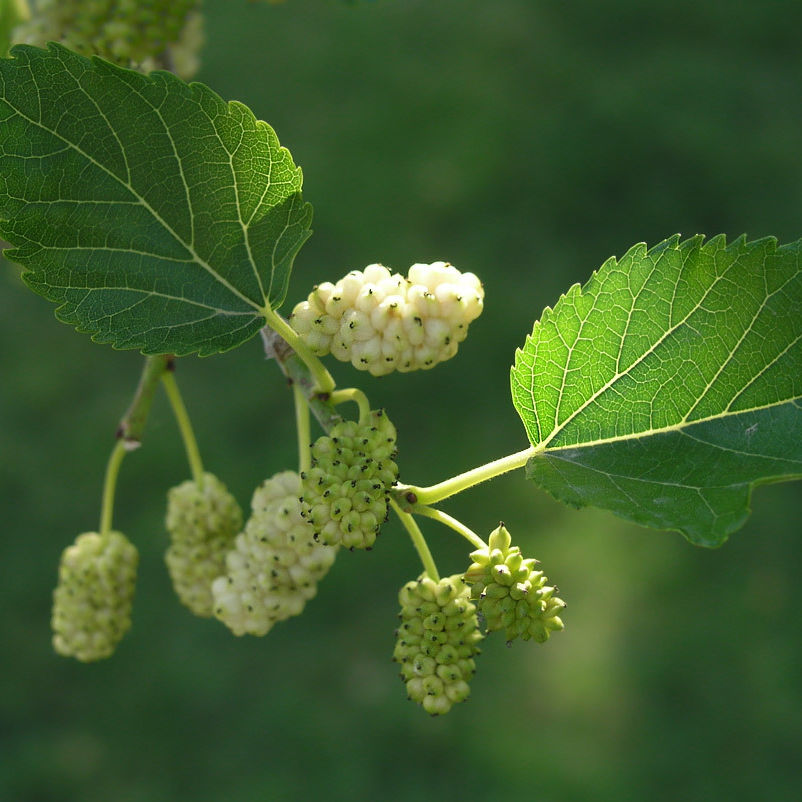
top-left (393, 574), bottom-right (483, 715)
top-left (51, 530), bottom-right (138, 662)
top-left (212, 471), bottom-right (337, 637)
top-left (300, 410), bottom-right (398, 549)
top-left (12, 0), bottom-right (203, 79)
top-left (290, 262), bottom-right (483, 376)
top-left (464, 523), bottom-right (565, 644)
top-left (165, 472), bottom-right (243, 618)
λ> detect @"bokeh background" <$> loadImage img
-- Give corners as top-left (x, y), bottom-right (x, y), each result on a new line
top-left (2, 1), bottom-right (801, 800)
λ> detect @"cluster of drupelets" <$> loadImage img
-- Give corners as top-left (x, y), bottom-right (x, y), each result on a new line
top-left (290, 262), bottom-right (484, 376)
top-left (50, 262), bottom-right (565, 715)
top-left (11, 0), bottom-right (203, 79)
top-left (12, 0), bottom-right (567, 719)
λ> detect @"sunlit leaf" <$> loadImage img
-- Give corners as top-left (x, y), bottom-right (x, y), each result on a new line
top-left (511, 235), bottom-right (802, 546)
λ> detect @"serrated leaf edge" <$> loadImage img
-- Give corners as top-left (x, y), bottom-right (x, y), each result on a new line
top-left (512, 233), bottom-right (802, 453)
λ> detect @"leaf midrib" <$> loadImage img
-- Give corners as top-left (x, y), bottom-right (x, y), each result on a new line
top-left (537, 395), bottom-right (802, 456)
top-left (530, 245), bottom-right (799, 452)
top-left (542, 445), bottom-right (802, 492)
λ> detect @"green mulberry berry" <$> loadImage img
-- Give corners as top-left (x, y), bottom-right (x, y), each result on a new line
top-left (464, 523), bottom-right (566, 644)
top-left (212, 471), bottom-right (337, 636)
top-left (51, 530), bottom-right (138, 662)
top-left (300, 410), bottom-right (398, 549)
top-left (289, 262), bottom-right (483, 376)
top-left (393, 574), bottom-right (484, 715)
top-left (165, 472), bottom-right (243, 618)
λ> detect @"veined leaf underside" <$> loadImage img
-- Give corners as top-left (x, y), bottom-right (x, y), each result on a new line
top-left (0, 44), bottom-right (312, 355)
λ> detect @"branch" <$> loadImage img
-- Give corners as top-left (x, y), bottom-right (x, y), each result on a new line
top-left (260, 325), bottom-right (342, 433)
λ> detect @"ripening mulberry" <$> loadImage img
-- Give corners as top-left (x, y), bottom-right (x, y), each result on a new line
top-left (165, 473), bottom-right (243, 618)
top-left (300, 410), bottom-right (398, 549)
top-left (289, 262), bottom-right (484, 376)
top-left (12, 0), bottom-right (203, 79)
top-left (464, 523), bottom-right (565, 644)
top-left (393, 574), bottom-right (484, 715)
top-left (51, 530), bottom-right (138, 662)
top-left (212, 471), bottom-right (337, 637)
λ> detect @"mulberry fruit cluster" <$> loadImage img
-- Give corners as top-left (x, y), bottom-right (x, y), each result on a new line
top-left (300, 410), bottom-right (398, 549)
top-left (289, 262), bottom-right (483, 376)
top-left (464, 523), bottom-right (566, 644)
top-left (51, 530), bottom-right (138, 662)
top-left (212, 471), bottom-right (337, 637)
top-left (13, 0), bottom-right (203, 78)
top-left (165, 472), bottom-right (243, 618)
top-left (393, 575), bottom-right (484, 715)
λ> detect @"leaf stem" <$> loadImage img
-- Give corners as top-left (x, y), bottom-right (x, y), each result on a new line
top-left (412, 506), bottom-right (486, 549)
top-left (329, 387), bottom-right (371, 424)
top-left (294, 384), bottom-right (312, 474)
top-left (395, 445), bottom-right (536, 506)
top-left (263, 306), bottom-right (335, 394)
top-left (390, 498), bottom-right (439, 582)
top-left (99, 439), bottom-right (127, 539)
top-left (162, 367), bottom-right (205, 485)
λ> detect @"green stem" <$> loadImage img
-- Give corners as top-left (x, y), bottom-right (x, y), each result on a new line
top-left (118, 354), bottom-right (170, 446)
top-left (97, 355), bottom-right (170, 538)
top-left (261, 326), bottom-right (343, 434)
top-left (396, 445), bottom-right (536, 506)
top-left (390, 498), bottom-right (439, 582)
top-left (263, 306), bottom-right (335, 394)
top-left (413, 506), bottom-right (486, 549)
top-left (329, 387), bottom-right (371, 424)
top-left (99, 439), bottom-right (127, 538)
top-left (294, 384), bottom-right (312, 474)
top-left (162, 368), bottom-right (205, 485)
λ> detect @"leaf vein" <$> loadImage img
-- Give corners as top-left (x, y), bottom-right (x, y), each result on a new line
top-left (6, 75), bottom-right (261, 313)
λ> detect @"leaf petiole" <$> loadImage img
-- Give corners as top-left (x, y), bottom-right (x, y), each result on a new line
top-left (396, 445), bottom-right (536, 506)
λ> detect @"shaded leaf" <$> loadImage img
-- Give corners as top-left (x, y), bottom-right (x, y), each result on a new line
top-left (0, 44), bottom-right (311, 355)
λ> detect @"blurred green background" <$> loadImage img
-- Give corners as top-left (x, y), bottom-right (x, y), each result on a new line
top-left (2, 1), bottom-right (802, 800)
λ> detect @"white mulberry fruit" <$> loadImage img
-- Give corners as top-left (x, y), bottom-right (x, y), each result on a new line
top-left (165, 472), bottom-right (243, 618)
top-left (464, 523), bottom-right (565, 644)
top-left (212, 471), bottom-right (337, 637)
top-left (393, 574), bottom-right (483, 715)
top-left (289, 262), bottom-right (483, 376)
top-left (51, 530), bottom-right (138, 662)
top-left (300, 410), bottom-right (398, 549)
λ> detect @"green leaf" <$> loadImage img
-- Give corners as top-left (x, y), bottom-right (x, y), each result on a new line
top-left (0, 44), bottom-right (311, 356)
top-left (511, 235), bottom-right (802, 546)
